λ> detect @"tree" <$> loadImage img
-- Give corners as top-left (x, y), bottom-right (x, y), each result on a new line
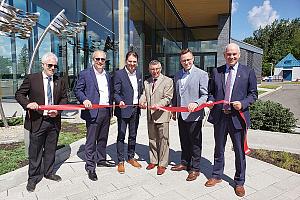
top-left (17, 45), bottom-right (29, 76)
top-left (243, 18), bottom-right (300, 76)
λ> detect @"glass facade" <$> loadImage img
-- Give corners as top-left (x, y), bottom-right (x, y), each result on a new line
top-left (0, 0), bottom-right (220, 100)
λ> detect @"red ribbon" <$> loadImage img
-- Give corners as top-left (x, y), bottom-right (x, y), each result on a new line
top-left (38, 100), bottom-right (250, 154)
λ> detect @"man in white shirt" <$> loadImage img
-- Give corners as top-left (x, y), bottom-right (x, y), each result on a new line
top-left (114, 51), bottom-right (143, 174)
top-left (74, 50), bottom-right (114, 181)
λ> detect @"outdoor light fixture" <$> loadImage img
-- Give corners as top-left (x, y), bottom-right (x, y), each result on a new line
top-left (0, 0), bottom-right (39, 39)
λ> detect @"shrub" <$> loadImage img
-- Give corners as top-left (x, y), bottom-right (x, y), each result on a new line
top-left (250, 100), bottom-right (297, 133)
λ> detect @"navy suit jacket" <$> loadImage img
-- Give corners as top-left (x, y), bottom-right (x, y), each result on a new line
top-left (208, 64), bottom-right (257, 129)
top-left (74, 67), bottom-right (113, 122)
top-left (113, 68), bottom-right (143, 118)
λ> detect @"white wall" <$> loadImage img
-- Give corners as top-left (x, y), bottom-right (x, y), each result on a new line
top-left (292, 67), bottom-right (300, 81)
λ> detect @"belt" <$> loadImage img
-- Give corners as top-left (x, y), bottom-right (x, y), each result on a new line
top-left (222, 109), bottom-right (232, 114)
top-left (43, 116), bottom-right (54, 120)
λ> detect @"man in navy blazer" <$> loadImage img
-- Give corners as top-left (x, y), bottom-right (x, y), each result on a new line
top-left (74, 50), bottom-right (114, 181)
top-left (114, 51), bottom-right (143, 173)
top-left (205, 43), bottom-right (257, 197)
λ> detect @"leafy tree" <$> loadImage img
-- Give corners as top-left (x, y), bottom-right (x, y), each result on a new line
top-left (244, 18), bottom-right (300, 76)
top-left (17, 45), bottom-right (29, 76)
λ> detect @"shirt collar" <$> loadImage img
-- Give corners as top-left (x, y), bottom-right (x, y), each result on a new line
top-left (226, 62), bottom-right (239, 71)
top-left (125, 66), bottom-right (136, 76)
top-left (182, 64), bottom-right (194, 74)
top-left (93, 66), bottom-right (106, 76)
top-left (42, 71), bottom-right (53, 80)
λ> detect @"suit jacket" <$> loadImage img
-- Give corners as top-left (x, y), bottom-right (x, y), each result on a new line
top-left (74, 67), bottom-right (113, 122)
top-left (173, 65), bottom-right (208, 122)
top-left (207, 64), bottom-right (258, 129)
top-left (15, 72), bottom-right (67, 132)
top-left (140, 74), bottom-right (173, 123)
top-left (113, 68), bottom-right (143, 118)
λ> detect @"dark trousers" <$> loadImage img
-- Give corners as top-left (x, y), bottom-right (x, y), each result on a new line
top-left (85, 108), bottom-right (110, 172)
top-left (212, 113), bottom-right (246, 186)
top-left (116, 107), bottom-right (140, 162)
top-left (178, 115), bottom-right (203, 172)
top-left (28, 118), bottom-right (59, 184)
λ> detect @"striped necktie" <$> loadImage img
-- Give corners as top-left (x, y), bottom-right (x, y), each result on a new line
top-left (223, 66), bottom-right (233, 110)
top-left (47, 76), bottom-right (53, 105)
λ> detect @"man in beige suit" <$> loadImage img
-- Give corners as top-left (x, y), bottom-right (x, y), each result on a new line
top-left (140, 60), bottom-right (173, 175)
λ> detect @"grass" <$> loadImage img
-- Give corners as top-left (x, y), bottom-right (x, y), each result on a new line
top-left (258, 90), bottom-right (267, 95)
top-left (283, 81), bottom-right (300, 84)
top-left (248, 149), bottom-right (300, 174)
top-left (259, 84), bottom-right (280, 89)
top-left (0, 122), bottom-right (86, 176)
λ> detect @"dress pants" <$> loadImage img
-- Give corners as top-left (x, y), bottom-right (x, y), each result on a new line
top-left (28, 117), bottom-right (58, 184)
top-left (178, 115), bottom-right (203, 171)
top-left (116, 107), bottom-right (140, 162)
top-left (148, 121), bottom-right (169, 167)
top-left (85, 108), bottom-right (110, 172)
top-left (212, 113), bottom-right (246, 186)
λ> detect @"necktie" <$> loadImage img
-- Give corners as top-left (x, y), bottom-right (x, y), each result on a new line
top-left (47, 76), bottom-right (53, 105)
top-left (152, 78), bottom-right (157, 92)
top-left (224, 66), bottom-right (233, 110)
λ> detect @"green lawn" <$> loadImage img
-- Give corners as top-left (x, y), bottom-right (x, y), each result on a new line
top-left (0, 122), bottom-right (86, 175)
top-left (258, 90), bottom-right (267, 95)
top-left (259, 85), bottom-right (280, 89)
top-left (283, 81), bottom-right (300, 85)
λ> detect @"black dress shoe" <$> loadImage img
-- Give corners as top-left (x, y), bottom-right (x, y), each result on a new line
top-left (97, 160), bottom-right (116, 167)
top-left (88, 171), bottom-right (98, 181)
top-left (26, 182), bottom-right (36, 192)
top-left (44, 174), bottom-right (62, 182)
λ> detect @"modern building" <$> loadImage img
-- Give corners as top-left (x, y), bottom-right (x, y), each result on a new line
top-left (0, 0), bottom-right (262, 100)
top-left (274, 53), bottom-right (300, 81)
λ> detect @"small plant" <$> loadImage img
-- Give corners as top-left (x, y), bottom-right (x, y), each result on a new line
top-left (0, 117), bottom-right (23, 127)
top-left (250, 100), bottom-right (297, 133)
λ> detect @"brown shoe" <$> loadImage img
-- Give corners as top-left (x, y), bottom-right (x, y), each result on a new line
top-left (146, 163), bottom-right (156, 170)
top-left (157, 166), bottom-right (166, 175)
top-left (127, 159), bottom-right (142, 168)
top-left (235, 185), bottom-right (245, 197)
top-left (117, 162), bottom-right (125, 174)
top-left (205, 178), bottom-right (222, 187)
top-left (171, 164), bottom-right (187, 171)
top-left (186, 171), bottom-right (200, 181)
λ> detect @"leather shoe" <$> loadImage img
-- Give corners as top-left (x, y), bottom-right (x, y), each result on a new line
top-left (117, 162), bottom-right (125, 174)
top-left (157, 166), bottom-right (166, 175)
top-left (146, 163), bottom-right (156, 170)
top-left (88, 171), bottom-right (98, 181)
top-left (97, 160), bottom-right (116, 167)
top-left (127, 159), bottom-right (142, 168)
top-left (171, 164), bottom-right (187, 171)
top-left (186, 171), bottom-right (200, 181)
top-left (44, 174), bottom-right (62, 182)
top-left (26, 182), bottom-right (36, 192)
top-left (235, 185), bottom-right (245, 197)
top-left (205, 178), bottom-right (222, 187)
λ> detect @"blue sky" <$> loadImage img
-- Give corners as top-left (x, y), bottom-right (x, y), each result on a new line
top-left (231, 0), bottom-right (300, 41)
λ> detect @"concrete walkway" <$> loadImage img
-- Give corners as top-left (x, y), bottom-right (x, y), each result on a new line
top-left (0, 111), bottom-right (300, 200)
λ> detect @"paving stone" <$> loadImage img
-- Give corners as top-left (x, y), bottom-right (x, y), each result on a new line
top-left (147, 190), bottom-right (186, 200)
top-left (273, 175), bottom-right (300, 191)
top-left (210, 185), bottom-right (256, 200)
top-left (264, 166), bottom-right (295, 180)
top-left (245, 171), bottom-right (280, 190)
top-left (281, 185), bottom-right (300, 199)
top-left (246, 185), bottom-right (285, 200)
top-left (66, 190), bottom-right (96, 200)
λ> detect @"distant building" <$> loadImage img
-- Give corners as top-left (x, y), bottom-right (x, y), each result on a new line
top-left (274, 53), bottom-right (300, 81)
top-left (230, 38), bottom-right (263, 83)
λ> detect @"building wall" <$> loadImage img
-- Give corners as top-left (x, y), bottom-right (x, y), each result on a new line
top-left (292, 67), bottom-right (300, 81)
top-left (217, 14), bottom-right (230, 67)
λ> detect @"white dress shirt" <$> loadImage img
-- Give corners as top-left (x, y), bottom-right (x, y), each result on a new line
top-left (225, 62), bottom-right (239, 100)
top-left (42, 71), bottom-right (53, 115)
top-left (125, 67), bottom-right (138, 104)
top-left (93, 67), bottom-right (109, 105)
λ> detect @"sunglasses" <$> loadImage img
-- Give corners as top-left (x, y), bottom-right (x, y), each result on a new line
top-left (94, 57), bottom-right (106, 61)
top-left (45, 63), bottom-right (58, 68)
top-left (181, 58), bottom-right (193, 63)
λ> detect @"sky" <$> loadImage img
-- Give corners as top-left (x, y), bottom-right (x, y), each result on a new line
top-left (231, 0), bottom-right (300, 41)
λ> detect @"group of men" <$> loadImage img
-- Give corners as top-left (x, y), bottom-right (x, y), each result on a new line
top-left (15, 42), bottom-right (257, 197)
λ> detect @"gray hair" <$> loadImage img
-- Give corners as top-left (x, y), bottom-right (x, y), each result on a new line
top-left (91, 50), bottom-right (106, 65)
top-left (224, 43), bottom-right (240, 53)
top-left (41, 52), bottom-right (58, 63)
top-left (149, 60), bottom-right (161, 68)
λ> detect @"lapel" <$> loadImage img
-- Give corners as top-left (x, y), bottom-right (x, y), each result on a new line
top-left (231, 64), bottom-right (242, 96)
top-left (38, 73), bottom-right (45, 104)
top-left (53, 75), bottom-right (59, 104)
top-left (152, 75), bottom-right (163, 94)
top-left (122, 68), bottom-right (133, 89)
top-left (89, 67), bottom-right (100, 93)
top-left (105, 72), bottom-right (111, 99)
top-left (181, 66), bottom-right (194, 94)
top-left (221, 65), bottom-right (226, 93)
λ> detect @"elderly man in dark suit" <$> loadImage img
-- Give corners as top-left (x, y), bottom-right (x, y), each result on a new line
top-left (15, 52), bottom-right (67, 192)
top-left (205, 43), bottom-right (257, 197)
top-left (74, 50), bottom-right (114, 181)
top-left (171, 48), bottom-right (209, 181)
top-left (114, 51), bottom-right (143, 174)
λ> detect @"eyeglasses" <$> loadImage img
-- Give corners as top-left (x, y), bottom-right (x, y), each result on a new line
top-left (44, 63), bottom-right (58, 68)
top-left (94, 57), bottom-right (106, 61)
top-left (181, 58), bottom-right (193, 63)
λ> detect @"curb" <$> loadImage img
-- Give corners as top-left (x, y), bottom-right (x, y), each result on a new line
top-left (258, 86), bottom-right (282, 99)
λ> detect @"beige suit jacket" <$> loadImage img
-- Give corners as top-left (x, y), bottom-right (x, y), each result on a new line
top-left (140, 74), bottom-right (173, 123)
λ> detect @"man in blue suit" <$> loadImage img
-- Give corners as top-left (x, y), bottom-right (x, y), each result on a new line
top-left (171, 49), bottom-right (209, 181)
top-left (205, 43), bottom-right (257, 197)
top-left (74, 50), bottom-right (114, 181)
top-left (114, 51), bottom-right (143, 174)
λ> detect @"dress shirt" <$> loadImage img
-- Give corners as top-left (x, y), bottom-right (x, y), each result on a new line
top-left (125, 67), bottom-right (138, 104)
top-left (42, 71), bottom-right (53, 115)
top-left (225, 62), bottom-right (238, 100)
top-left (93, 67), bottom-right (109, 105)
top-left (180, 65), bottom-right (193, 97)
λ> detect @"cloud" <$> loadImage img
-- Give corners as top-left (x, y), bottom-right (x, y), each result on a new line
top-left (248, 0), bottom-right (279, 29)
top-left (232, 0), bottom-right (239, 14)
